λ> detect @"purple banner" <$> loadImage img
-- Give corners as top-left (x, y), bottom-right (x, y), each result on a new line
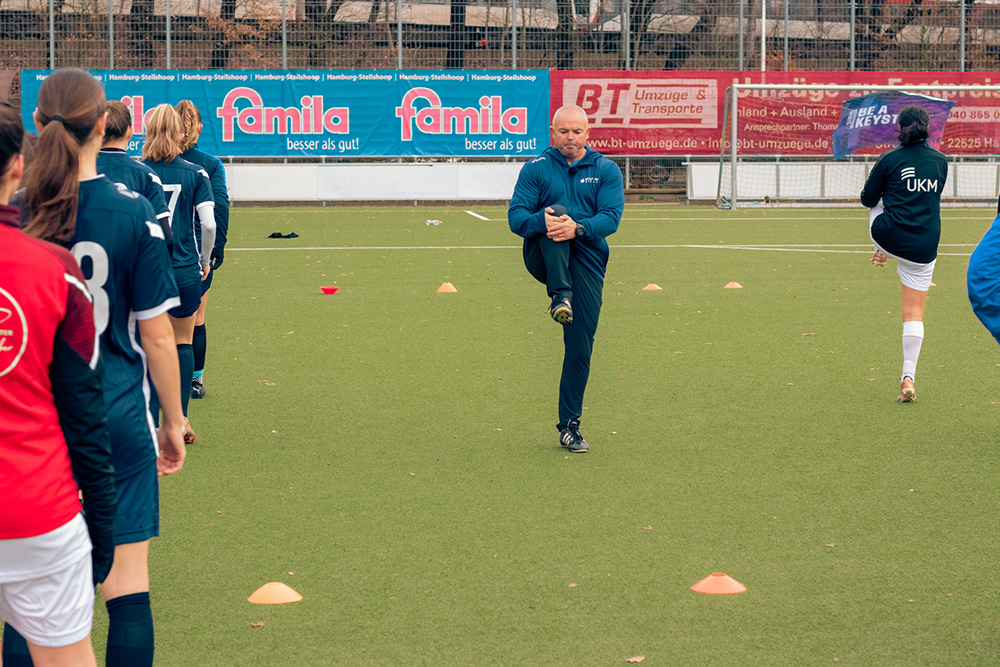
top-left (832, 91), bottom-right (955, 159)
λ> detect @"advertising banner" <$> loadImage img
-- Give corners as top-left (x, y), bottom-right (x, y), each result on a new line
top-left (551, 71), bottom-right (1000, 156)
top-left (20, 70), bottom-right (550, 158)
top-left (832, 91), bottom-right (955, 159)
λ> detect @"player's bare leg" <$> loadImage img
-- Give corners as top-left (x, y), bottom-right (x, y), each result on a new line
top-left (100, 541), bottom-right (154, 666)
top-left (24, 636), bottom-right (97, 667)
top-left (169, 314), bottom-right (198, 442)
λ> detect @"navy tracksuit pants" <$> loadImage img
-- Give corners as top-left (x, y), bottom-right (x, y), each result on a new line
top-left (523, 234), bottom-right (604, 429)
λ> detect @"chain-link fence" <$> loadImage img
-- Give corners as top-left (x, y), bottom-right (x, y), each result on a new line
top-left (3, 0), bottom-right (1000, 75)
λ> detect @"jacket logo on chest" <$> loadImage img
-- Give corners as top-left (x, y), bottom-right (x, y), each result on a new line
top-left (579, 176), bottom-right (600, 184)
top-left (901, 167), bottom-right (938, 193)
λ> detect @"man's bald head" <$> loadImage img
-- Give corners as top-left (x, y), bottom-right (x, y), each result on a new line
top-left (550, 105), bottom-right (590, 164)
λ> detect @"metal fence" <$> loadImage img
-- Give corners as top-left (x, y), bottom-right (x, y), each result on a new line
top-left (3, 0), bottom-right (999, 76)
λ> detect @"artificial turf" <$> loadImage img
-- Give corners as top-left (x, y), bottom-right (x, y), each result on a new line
top-left (28, 205), bottom-right (1000, 664)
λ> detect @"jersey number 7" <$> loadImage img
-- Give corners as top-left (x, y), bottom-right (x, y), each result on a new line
top-left (162, 183), bottom-right (182, 228)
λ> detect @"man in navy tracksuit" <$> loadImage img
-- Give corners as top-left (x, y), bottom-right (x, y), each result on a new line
top-left (508, 105), bottom-right (624, 453)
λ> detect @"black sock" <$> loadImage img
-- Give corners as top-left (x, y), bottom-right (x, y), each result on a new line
top-left (192, 324), bottom-right (207, 376)
top-left (2, 623), bottom-right (33, 667)
top-left (105, 591), bottom-right (154, 667)
top-left (178, 343), bottom-right (194, 418)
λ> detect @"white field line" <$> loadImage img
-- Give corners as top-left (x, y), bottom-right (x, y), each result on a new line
top-left (465, 210), bottom-right (491, 220)
top-left (228, 243), bottom-right (974, 256)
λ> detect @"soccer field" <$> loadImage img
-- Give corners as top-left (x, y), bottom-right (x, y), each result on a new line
top-left (117, 205), bottom-right (1000, 664)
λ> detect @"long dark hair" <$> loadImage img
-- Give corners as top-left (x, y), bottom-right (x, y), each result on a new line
top-left (0, 102), bottom-right (24, 179)
top-left (898, 105), bottom-right (930, 147)
top-left (23, 68), bottom-right (106, 244)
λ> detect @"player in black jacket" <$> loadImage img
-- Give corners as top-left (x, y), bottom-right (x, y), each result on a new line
top-left (861, 105), bottom-right (948, 402)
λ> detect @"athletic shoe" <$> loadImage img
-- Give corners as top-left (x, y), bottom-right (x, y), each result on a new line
top-left (191, 376), bottom-right (207, 399)
top-left (183, 419), bottom-right (197, 444)
top-left (897, 377), bottom-right (915, 403)
top-left (549, 295), bottom-right (573, 324)
top-left (559, 419), bottom-right (589, 453)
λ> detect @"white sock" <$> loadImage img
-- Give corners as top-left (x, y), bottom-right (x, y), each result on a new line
top-left (901, 320), bottom-right (924, 382)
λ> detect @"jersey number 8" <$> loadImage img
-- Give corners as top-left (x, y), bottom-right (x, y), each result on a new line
top-left (70, 241), bottom-right (110, 335)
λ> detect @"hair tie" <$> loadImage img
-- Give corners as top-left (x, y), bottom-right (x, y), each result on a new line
top-left (51, 114), bottom-right (65, 123)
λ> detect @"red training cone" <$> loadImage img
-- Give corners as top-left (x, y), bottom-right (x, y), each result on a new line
top-left (691, 573), bottom-right (747, 595)
top-left (320, 286), bottom-right (339, 295)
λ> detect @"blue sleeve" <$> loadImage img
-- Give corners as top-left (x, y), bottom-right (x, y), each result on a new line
top-left (142, 173), bottom-right (173, 254)
top-left (195, 169), bottom-right (214, 210)
top-left (861, 155), bottom-right (887, 208)
top-left (208, 156), bottom-right (230, 250)
top-left (578, 160), bottom-right (624, 240)
top-left (508, 163), bottom-right (547, 238)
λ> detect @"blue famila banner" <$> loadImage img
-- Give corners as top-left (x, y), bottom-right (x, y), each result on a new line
top-left (20, 70), bottom-right (550, 157)
top-left (832, 91), bottom-right (955, 159)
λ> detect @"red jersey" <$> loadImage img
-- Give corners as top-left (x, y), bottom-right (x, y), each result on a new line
top-left (0, 204), bottom-right (99, 539)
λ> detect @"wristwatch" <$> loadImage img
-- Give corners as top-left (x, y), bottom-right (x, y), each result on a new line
top-left (575, 223), bottom-right (585, 238)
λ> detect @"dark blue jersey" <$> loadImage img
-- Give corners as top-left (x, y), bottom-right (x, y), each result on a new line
top-left (97, 149), bottom-right (173, 253)
top-left (508, 146), bottom-right (624, 277)
top-left (143, 157), bottom-right (215, 282)
top-left (179, 145), bottom-right (229, 251)
top-left (72, 176), bottom-right (180, 475)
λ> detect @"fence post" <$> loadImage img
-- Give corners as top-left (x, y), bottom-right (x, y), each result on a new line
top-left (166, 0), bottom-right (172, 68)
top-left (738, 0), bottom-right (743, 71)
top-left (783, 0), bottom-right (788, 71)
top-left (109, 0), bottom-right (114, 68)
top-left (49, 0), bottom-right (54, 68)
top-left (511, 0), bottom-right (517, 69)
top-left (282, 0), bottom-right (288, 69)
top-left (623, 0), bottom-right (629, 69)
top-left (397, 0), bottom-right (403, 69)
top-left (960, 0), bottom-right (966, 71)
top-left (760, 0), bottom-right (766, 71)
top-left (849, 0), bottom-right (855, 70)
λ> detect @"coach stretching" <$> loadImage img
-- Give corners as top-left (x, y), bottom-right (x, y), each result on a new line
top-left (508, 105), bottom-right (624, 453)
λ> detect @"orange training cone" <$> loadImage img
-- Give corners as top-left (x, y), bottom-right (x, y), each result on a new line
top-left (724, 282), bottom-right (743, 289)
top-left (691, 573), bottom-right (747, 595)
top-left (248, 582), bottom-right (303, 604)
top-left (643, 283), bottom-right (663, 291)
top-left (437, 282), bottom-right (457, 293)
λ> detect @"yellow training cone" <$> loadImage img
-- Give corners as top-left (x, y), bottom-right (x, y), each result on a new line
top-left (724, 282), bottom-right (743, 289)
top-left (643, 284), bottom-right (663, 291)
top-left (437, 282), bottom-right (458, 293)
top-left (691, 573), bottom-right (747, 595)
top-left (248, 582), bottom-right (303, 604)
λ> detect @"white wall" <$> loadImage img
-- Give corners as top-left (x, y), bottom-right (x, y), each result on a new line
top-left (225, 162), bottom-right (524, 202)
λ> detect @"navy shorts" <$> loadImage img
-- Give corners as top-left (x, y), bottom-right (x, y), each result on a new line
top-left (201, 267), bottom-right (214, 294)
top-left (169, 274), bottom-right (202, 318)
top-left (114, 460), bottom-right (160, 545)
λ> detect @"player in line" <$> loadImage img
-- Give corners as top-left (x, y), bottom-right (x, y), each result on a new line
top-left (175, 100), bottom-right (230, 401)
top-left (97, 100), bottom-right (173, 255)
top-left (508, 105), bottom-right (624, 453)
top-left (861, 105), bottom-right (948, 403)
top-left (1, 102), bottom-right (117, 667)
top-left (142, 103), bottom-right (216, 443)
top-left (22, 67), bottom-right (186, 667)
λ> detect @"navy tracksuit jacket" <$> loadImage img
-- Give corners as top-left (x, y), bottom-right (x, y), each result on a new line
top-left (508, 146), bottom-right (624, 428)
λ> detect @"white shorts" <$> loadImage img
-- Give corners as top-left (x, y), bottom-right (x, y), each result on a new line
top-left (0, 547), bottom-right (93, 648)
top-left (869, 201), bottom-right (937, 292)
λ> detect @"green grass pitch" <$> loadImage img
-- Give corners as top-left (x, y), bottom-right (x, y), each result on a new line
top-left (29, 205), bottom-right (1000, 664)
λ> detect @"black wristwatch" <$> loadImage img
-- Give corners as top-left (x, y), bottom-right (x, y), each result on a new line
top-left (575, 223), bottom-right (585, 238)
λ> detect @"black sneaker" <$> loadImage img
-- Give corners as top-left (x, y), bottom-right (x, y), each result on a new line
top-left (549, 295), bottom-right (573, 324)
top-left (191, 376), bottom-right (207, 399)
top-left (559, 419), bottom-right (589, 453)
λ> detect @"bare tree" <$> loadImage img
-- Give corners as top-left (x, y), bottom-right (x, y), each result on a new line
top-left (855, 0), bottom-right (925, 70)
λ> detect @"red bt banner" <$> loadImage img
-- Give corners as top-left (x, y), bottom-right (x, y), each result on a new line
top-left (550, 71), bottom-right (1000, 156)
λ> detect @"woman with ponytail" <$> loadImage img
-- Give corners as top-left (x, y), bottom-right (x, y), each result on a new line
top-left (861, 104), bottom-right (949, 402)
top-left (1, 102), bottom-right (116, 667)
top-left (22, 68), bottom-right (185, 667)
top-left (175, 99), bottom-right (230, 400)
top-left (141, 103), bottom-right (216, 443)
